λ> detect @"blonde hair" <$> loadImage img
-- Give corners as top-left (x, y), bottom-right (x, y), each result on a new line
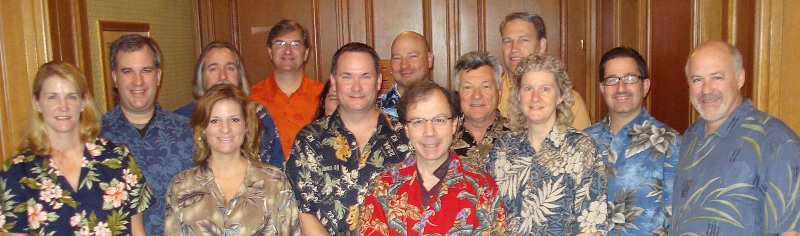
top-left (190, 83), bottom-right (262, 167)
top-left (508, 53), bottom-right (574, 131)
top-left (24, 61), bottom-right (102, 155)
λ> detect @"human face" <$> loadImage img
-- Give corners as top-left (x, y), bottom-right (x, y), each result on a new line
top-left (202, 48), bottom-right (240, 90)
top-left (519, 71), bottom-right (562, 127)
top-left (268, 30), bottom-right (309, 73)
top-left (390, 34), bottom-right (433, 88)
top-left (33, 75), bottom-right (86, 137)
top-left (404, 91), bottom-right (457, 162)
top-left (205, 99), bottom-right (246, 158)
top-left (112, 48), bottom-right (161, 115)
top-left (458, 65), bottom-right (500, 123)
top-left (331, 52), bottom-right (382, 114)
top-left (323, 86), bottom-right (339, 116)
top-left (501, 19), bottom-right (547, 72)
top-left (686, 44), bottom-right (744, 125)
top-left (599, 57), bottom-right (650, 118)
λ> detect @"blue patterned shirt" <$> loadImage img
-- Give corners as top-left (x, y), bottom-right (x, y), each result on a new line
top-left (101, 102), bottom-right (195, 236)
top-left (671, 100), bottom-right (800, 235)
top-left (174, 101), bottom-right (285, 168)
top-left (486, 125), bottom-right (608, 235)
top-left (376, 83), bottom-right (400, 118)
top-left (584, 108), bottom-right (680, 235)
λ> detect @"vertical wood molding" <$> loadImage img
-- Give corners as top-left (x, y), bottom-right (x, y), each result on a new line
top-left (230, 0), bottom-right (240, 48)
top-left (337, 0), bottom-right (351, 45)
top-left (365, 0), bottom-right (374, 46)
top-left (311, 0), bottom-right (322, 79)
top-left (476, 0), bottom-right (486, 52)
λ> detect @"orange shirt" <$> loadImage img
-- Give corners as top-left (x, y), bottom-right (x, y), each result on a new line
top-left (250, 74), bottom-right (324, 158)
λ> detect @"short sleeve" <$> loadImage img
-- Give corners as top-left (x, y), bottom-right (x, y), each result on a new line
top-left (114, 144), bottom-right (154, 215)
top-left (1, 154), bottom-right (33, 233)
top-left (764, 137), bottom-right (800, 233)
top-left (285, 133), bottom-right (316, 214)
top-left (572, 134), bottom-right (608, 234)
top-left (359, 180), bottom-right (390, 236)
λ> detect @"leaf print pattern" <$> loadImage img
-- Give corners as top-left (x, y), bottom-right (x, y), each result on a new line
top-left (360, 154), bottom-right (507, 235)
top-left (584, 108), bottom-right (680, 236)
top-left (452, 114), bottom-right (511, 172)
top-left (285, 111), bottom-right (411, 235)
top-left (487, 126), bottom-right (607, 235)
top-left (672, 100), bottom-right (800, 235)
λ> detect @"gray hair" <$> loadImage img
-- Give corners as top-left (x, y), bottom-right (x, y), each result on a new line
top-left (451, 51), bottom-right (504, 89)
top-left (193, 42), bottom-right (250, 98)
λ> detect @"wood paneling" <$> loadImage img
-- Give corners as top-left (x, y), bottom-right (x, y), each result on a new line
top-left (0, 0), bottom-right (51, 159)
top-left (48, 0), bottom-right (93, 91)
top-left (649, 0), bottom-right (693, 133)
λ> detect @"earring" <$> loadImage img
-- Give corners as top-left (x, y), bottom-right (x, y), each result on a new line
top-left (81, 108), bottom-right (84, 112)
top-left (38, 109), bottom-right (41, 113)
top-left (197, 136), bottom-right (202, 141)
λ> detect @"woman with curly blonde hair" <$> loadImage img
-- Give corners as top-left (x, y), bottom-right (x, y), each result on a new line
top-left (485, 53), bottom-right (608, 235)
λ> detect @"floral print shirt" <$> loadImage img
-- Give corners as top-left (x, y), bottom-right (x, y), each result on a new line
top-left (584, 108), bottom-right (680, 235)
top-left (174, 101), bottom-right (285, 168)
top-left (377, 83), bottom-right (400, 118)
top-left (101, 103), bottom-right (195, 236)
top-left (0, 138), bottom-right (153, 235)
top-left (285, 110), bottom-right (412, 234)
top-left (359, 152), bottom-right (508, 235)
top-left (486, 125), bottom-right (608, 235)
top-left (671, 100), bottom-right (800, 235)
top-left (452, 113), bottom-right (511, 171)
top-left (164, 160), bottom-right (301, 235)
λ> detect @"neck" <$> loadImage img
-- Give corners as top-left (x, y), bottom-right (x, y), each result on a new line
top-left (340, 107), bottom-right (380, 127)
top-left (396, 83), bottom-right (406, 96)
top-left (416, 154), bottom-right (448, 177)
top-left (608, 109), bottom-right (641, 135)
top-left (527, 118), bottom-right (556, 149)
top-left (273, 70), bottom-right (303, 95)
top-left (704, 118), bottom-right (726, 138)
top-left (122, 107), bottom-right (154, 125)
top-left (464, 112), bottom-right (496, 140)
top-left (208, 152), bottom-right (247, 175)
top-left (48, 132), bottom-right (84, 156)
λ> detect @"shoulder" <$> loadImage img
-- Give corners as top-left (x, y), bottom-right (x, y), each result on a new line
top-left (174, 102), bottom-right (195, 118)
top-left (582, 122), bottom-right (604, 136)
top-left (250, 161), bottom-right (289, 181)
top-left (646, 117), bottom-right (681, 135)
top-left (250, 79), bottom-right (272, 91)
top-left (159, 109), bottom-right (190, 126)
top-left (564, 128), bottom-right (597, 148)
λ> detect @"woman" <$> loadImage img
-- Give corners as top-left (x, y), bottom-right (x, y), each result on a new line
top-left (1, 62), bottom-right (151, 235)
top-left (359, 81), bottom-right (507, 235)
top-left (164, 83), bottom-right (300, 235)
top-left (485, 54), bottom-right (608, 235)
top-left (314, 79), bottom-right (338, 120)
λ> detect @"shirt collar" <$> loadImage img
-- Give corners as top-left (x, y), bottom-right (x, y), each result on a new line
top-left (327, 109), bottom-right (399, 135)
top-left (600, 107), bottom-right (652, 135)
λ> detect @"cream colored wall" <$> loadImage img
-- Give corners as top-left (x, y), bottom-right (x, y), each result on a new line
top-left (86, 0), bottom-right (197, 111)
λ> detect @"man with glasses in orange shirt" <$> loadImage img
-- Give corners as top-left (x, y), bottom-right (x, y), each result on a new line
top-left (250, 20), bottom-right (324, 157)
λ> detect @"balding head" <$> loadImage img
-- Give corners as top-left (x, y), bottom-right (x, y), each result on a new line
top-left (685, 40), bottom-right (745, 128)
top-left (390, 31), bottom-right (434, 93)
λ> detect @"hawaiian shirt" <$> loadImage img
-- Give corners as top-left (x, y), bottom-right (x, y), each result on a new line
top-left (165, 160), bottom-right (301, 235)
top-left (452, 113), bottom-right (511, 171)
top-left (359, 152), bottom-right (508, 235)
top-left (174, 101), bottom-right (285, 168)
top-left (0, 138), bottom-right (153, 235)
top-left (101, 102), bottom-right (195, 236)
top-left (584, 108), bottom-right (680, 235)
top-left (486, 125), bottom-right (608, 235)
top-left (377, 83), bottom-right (401, 118)
top-left (285, 110), bottom-right (412, 235)
top-left (671, 100), bottom-right (800, 235)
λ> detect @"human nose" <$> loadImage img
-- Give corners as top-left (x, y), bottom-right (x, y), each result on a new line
top-left (351, 79), bottom-right (363, 92)
top-left (472, 88), bottom-right (483, 100)
top-left (220, 121), bottom-right (231, 133)
top-left (511, 40), bottom-right (521, 53)
top-left (422, 119), bottom-right (438, 136)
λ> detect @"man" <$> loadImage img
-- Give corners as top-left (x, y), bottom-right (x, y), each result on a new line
top-left (100, 34), bottom-right (194, 236)
top-left (174, 42), bottom-right (284, 167)
top-left (285, 42), bottom-right (412, 235)
top-left (671, 41), bottom-right (800, 235)
top-left (250, 20), bottom-right (324, 157)
top-left (583, 47), bottom-right (679, 235)
top-left (450, 51), bottom-right (511, 171)
top-left (498, 12), bottom-right (592, 129)
top-left (377, 31), bottom-right (434, 117)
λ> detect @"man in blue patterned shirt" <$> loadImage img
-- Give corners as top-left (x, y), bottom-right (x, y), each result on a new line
top-left (100, 34), bottom-right (195, 236)
top-left (377, 31), bottom-right (433, 117)
top-left (584, 47), bottom-right (680, 235)
top-left (671, 41), bottom-right (800, 235)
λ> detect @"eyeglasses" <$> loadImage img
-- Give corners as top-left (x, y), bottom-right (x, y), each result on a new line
top-left (406, 116), bottom-right (453, 128)
top-left (272, 41), bottom-right (303, 49)
top-left (602, 75), bottom-right (642, 86)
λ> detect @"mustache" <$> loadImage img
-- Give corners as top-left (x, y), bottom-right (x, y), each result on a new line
top-left (697, 94), bottom-right (722, 103)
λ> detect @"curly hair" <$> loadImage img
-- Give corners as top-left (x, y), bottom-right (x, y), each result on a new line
top-left (24, 61), bottom-right (101, 155)
top-left (190, 83), bottom-right (263, 167)
top-left (507, 53), bottom-right (574, 131)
